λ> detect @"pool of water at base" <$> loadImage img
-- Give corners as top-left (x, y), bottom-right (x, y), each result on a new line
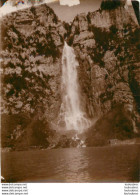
top-left (1, 145), bottom-right (140, 183)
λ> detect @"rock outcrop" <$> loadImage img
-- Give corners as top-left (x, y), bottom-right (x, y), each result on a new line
top-left (69, 3), bottom-right (140, 142)
top-left (1, 4), bottom-right (66, 121)
top-left (1, 4), bottom-right (67, 148)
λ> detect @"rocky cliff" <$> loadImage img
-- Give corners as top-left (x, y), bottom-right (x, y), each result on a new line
top-left (68, 2), bottom-right (140, 145)
top-left (1, 1), bottom-right (140, 149)
top-left (1, 4), bottom-right (67, 118)
top-left (1, 4), bottom-right (67, 148)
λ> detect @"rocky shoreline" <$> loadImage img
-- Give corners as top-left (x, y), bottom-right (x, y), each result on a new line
top-left (1, 137), bottom-right (140, 152)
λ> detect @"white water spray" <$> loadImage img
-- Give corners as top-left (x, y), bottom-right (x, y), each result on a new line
top-left (59, 42), bottom-right (91, 132)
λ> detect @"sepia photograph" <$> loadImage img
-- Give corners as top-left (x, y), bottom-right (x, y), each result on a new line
top-left (0, 0), bottom-right (140, 183)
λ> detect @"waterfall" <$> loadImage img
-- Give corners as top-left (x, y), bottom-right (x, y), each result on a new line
top-left (59, 42), bottom-right (91, 132)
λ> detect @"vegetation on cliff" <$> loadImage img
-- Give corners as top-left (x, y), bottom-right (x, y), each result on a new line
top-left (101, 0), bottom-right (125, 10)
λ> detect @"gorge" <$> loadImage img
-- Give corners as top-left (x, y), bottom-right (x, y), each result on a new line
top-left (1, 0), bottom-right (140, 150)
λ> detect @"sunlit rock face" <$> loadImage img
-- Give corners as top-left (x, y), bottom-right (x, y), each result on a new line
top-left (1, 4), bottom-right (68, 148)
top-left (1, 4), bottom-right (67, 123)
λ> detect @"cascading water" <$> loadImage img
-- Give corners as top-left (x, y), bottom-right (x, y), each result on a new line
top-left (59, 42), bottom-right (91, 132)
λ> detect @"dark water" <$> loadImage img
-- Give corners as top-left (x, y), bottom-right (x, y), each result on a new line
top-left (1, 145), bottom-right (140, 183)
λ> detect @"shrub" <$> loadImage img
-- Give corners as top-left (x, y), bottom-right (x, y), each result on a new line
top-left (101, 0), bottom-right (124, 10)
top-left (110, 25), bottom-right (118, 34)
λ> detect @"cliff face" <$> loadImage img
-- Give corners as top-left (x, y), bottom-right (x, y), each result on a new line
top-left (1, 4), bottom-right (66, 121)
top-left (1, 2), bottom-right (140, 148)
top-left (69, 5), bottom-right (140, 140)
top-left (1, 4), bottom-right (67, 148)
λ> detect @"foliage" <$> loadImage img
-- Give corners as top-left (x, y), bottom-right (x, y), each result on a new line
top-left (88, 25), bottom-right (118, 66)
top-left (101, 0), bottom-right (123, 10)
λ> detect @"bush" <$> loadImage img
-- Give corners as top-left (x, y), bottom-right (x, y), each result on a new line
top-left (101, 0), bottom-right (124, 10)
top-left (110, 25), bottom-right (118, 34)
